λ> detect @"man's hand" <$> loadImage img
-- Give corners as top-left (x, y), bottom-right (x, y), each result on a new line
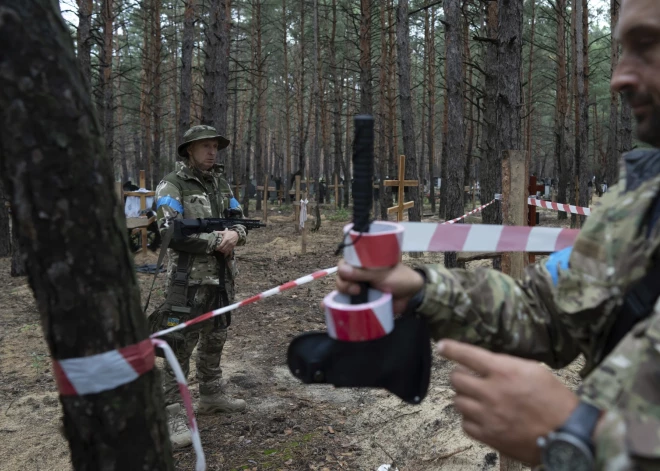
top-left (437, 339), bottom-right (579, 465)
top-left (215, 229), bottom-right (239, 255)
top-left (335, 259), bottom-right (425, 314)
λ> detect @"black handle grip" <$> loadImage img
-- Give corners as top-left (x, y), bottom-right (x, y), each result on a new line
top-left (351, 115), bottom-right (374, 305)
top-left (352, 115), bottom-right (374, 233)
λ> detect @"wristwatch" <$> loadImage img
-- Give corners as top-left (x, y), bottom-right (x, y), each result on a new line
top-left (537, 401), bottom-right (601, 471)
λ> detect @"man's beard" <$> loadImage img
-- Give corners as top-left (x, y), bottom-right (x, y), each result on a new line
top-left (624, 89), bottom-right (660, 147)
top-left (637, 109), bottom-right (660, 147)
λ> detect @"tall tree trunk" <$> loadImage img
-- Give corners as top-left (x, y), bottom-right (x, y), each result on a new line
top-left (605, 0), bottom-right (620, 187)
top-left (140, 5), bottom-right (153, 187)
top-left (254, 0), bottom-right (265, 211)
top-left (497, 0), bottom-right (523, 160)
top-left (179, 0), bottom-right (195, 141)
top-left (152, 0), bottom-right (162, 184)
top-left (100, 0), bottom-right (115, 172)
top-left (440, 36), bottom-right (449, 219)
top-left (396, 0), bottom-right (420, 222)
top-left (0, 1), bottom-right (173, 466)
top-left (231, 3), bottom-right (242, 187)
top-left (330, 0), bottom-right (344, 209)
top-left (283, 0), bottom-right (292, 201)
top-left (76, 0), bottom-right (93, 90)
top-left (378, 0), bottom-right (389, 219)
top-left (443, 0), bottom-right (465, 268)
top-left (526, 0), bottom-right (537, 167)
top-left (297, 0), bottom-right (307, 175)
top-left (555, 0), bottom-right (569, 220)
top-left (343, 81), bottom-right (354, 209)
top-left (480, 0), bottom-right (501, 228)
top-left (427, 7), bottom-right (437, 214)
top-left (575, 0), bottom-right (589, 226)
top-left (359, 0), bottom-right (373, 114)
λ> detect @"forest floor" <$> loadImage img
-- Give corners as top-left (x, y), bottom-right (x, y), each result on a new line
top-left (0, 201), bottom-right (585, 471)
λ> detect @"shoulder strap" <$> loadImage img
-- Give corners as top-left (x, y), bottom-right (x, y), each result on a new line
top-left (143, 223), bottom-right (172, 314)
top-left (602, 261), bottom-right (660, 359)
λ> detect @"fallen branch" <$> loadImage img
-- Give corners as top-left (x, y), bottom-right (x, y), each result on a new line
top-left (424, 444), bottom-right (473, 462)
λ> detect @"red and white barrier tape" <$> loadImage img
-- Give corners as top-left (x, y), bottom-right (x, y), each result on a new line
top-left (53, 339), bottom-right (155, 396)
top-left (52, 339), bottom-right (205, 471)
top-left (152, 339), bottom-right (205, 471)
top-left (151, 267), bottom-right (339, 339)
top-left (528, 197), bottom-right (591, 216)
top-left (400, 222), bottom-right (579, 253)
top-left (443, 199), bottom-right (497, 225)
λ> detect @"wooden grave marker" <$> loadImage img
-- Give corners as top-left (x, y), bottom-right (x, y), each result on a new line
top-left (256, 175), bottom-right (276, 223)
top-left (123, 170), bottom-right (156, 253)
top-left (327, 174), bottom-right (344, 210)
top-left (385, 155), bottom-right (418, 222)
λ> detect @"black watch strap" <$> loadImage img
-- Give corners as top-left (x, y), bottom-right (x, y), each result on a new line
top-left (559, 401), bottom-right (601, 451)
top-left (403, 269), bottom-right (427, 316)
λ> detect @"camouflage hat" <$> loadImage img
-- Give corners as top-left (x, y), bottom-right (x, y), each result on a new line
top-left (177, 125), bottom-right (230, 158)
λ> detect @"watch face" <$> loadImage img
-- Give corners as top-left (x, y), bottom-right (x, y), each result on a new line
top-left (545, 437), bottom-right (593, 471)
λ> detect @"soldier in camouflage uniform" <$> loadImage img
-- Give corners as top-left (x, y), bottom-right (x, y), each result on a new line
top-left (155, 125), bottom-right (247, 449)
top-left (336, 0), bottom-right (660, 468)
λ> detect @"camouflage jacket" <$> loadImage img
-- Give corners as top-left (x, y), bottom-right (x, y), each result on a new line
top-left (416, 149), bottom-right (660, 469)
top-left (155, 161), bottom-right (246, 293)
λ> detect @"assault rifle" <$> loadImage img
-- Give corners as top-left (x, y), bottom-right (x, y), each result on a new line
top-left (172, 209), bottom-right (266, 241)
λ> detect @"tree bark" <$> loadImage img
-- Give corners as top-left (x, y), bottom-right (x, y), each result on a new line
top-left (359, 0), bottom-right (373, 115)
top-left (443, 0), bottom-right (465, 268)
top-left (254, 0), bottom-right (264, 211)
top-left (283, 0), bottom-right (293, 201)
top-left (0, 181), bottom-right (10, 257)
top-left (330, 0), bottom-right (344, 209)
top-left (575, 0), bottom-right (589, 226)
top-left (525, 0), bottom-right (537, 167)
top-left (151, 0), bottom-right (162, 184)
top-left (11, 215), bottom-right (25, 277)
top-left (99, 0), bottom-right (115, 172)
top-left (427, 7), bottom-right (436, 214)
top-left (0, 2), bottom-right (173, 468)
top-left (396, 0), bottom-right (420, 222)
top-left (179, 0), bottom-right (195, 141)
top-left (480, 0), bottom-right (502, 229)
top-left (555, 0), bottom-right (570, 220)
top-left (76, 0), bottom-right (93, 90)
top-left (605, 0), bottom-right (620, 187)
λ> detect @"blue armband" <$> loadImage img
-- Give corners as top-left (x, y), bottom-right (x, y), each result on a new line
top-left (229, 197), bottom-right (240, 209)
top-left (156, 196), bottom-right (184, 215)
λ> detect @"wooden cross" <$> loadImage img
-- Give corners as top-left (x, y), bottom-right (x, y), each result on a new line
top-left (385, 155), bottom-right (418, 222)
top-left (256, 175), bottom-right (276, 222)
top-left (327, 174), bottom-right (344, 210)
top-left (124, 170), bottom-right (156, 253)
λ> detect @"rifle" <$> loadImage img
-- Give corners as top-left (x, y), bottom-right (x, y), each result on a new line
top-left (172, 210), bottom-right (266, 241)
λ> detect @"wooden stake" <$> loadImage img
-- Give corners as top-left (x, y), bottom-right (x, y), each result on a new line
top-left (263, 175), bottom-right (269, 222)
top-left (501, 151), bottom-right (526, 279)
top-left (294, 174), bottom-right (301, 232)
top-left (302, 171), bottom-right (308, 254)
top-left (385, 155), bottom-right (417, 222)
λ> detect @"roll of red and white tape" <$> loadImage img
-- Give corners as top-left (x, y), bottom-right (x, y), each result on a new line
top-left (323, 289), bottom-right (394, 341)
top-left (342, 221), bottom-right (404, 268)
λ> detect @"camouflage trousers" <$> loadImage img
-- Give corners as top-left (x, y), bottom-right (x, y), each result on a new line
top-left (162, 285), bottom-right (231, 405)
